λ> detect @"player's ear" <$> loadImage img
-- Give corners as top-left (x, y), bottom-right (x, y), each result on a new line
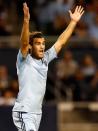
top-left (29, 44), bottom-right (32, 54)
top-left (29, 44), bottom-right (32, 49)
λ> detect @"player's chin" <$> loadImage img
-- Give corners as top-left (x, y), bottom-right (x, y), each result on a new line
top-left (38, 53), bottom-right (44, 59)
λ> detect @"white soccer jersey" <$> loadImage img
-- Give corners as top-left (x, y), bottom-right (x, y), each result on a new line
top-left (12, 46), bottom-right (57, 113)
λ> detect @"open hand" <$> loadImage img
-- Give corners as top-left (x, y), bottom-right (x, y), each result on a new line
top-left (69, 6), bottom-right (84, 23)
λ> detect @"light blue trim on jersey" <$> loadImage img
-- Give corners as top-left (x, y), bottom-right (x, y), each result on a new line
top-left (13, 46), bottom-right (57, 113)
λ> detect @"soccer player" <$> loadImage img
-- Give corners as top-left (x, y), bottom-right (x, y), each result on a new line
top-left (12, 2), bottom-right (84, 131)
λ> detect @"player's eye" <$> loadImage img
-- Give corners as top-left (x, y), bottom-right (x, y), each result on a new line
top-left (42, 42), bottom-right (45, 46)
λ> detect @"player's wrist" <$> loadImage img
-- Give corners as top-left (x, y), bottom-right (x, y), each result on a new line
top-left (70, 20), bottom-right (77, 25)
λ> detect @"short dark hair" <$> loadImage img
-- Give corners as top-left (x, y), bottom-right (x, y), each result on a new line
top-left (29, 32), bottom-right (44, 45)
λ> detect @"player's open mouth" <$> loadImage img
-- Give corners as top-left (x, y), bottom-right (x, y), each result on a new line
top-left (39, 50), bottom-right (44, 53)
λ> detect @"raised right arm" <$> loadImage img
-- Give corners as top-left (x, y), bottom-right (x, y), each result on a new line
top-left (20, 2), bottom-right (30, 58)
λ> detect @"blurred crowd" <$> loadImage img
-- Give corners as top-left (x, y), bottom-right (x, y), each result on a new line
top-left (0, 0), bottom-right (98, 46)
top-left (46, 49), bottom-right (98, 102)
top-left (0, 65), bottom-right (18, 105)
top-left (0, 0), bottom-right (98, 105)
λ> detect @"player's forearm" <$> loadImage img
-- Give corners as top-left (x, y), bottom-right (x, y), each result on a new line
top-left (57, 20), bottom-right (77, 46)
top-left (20, 18), bottom-right (29, 45)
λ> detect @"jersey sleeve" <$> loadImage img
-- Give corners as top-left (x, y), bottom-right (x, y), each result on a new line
top-left (16, 49), bottom-right (29, 71)
top-left (44, 46), bottom-right (57, 64)
top-left (17, 50), bottom-right (24, 65)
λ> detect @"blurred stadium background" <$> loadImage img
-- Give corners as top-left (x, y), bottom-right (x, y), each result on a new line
top-left (0, 0), bottom-right (98, 131)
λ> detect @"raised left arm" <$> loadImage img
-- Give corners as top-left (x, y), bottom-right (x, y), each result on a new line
top-left (54, 6), bottom-right (84, 54)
